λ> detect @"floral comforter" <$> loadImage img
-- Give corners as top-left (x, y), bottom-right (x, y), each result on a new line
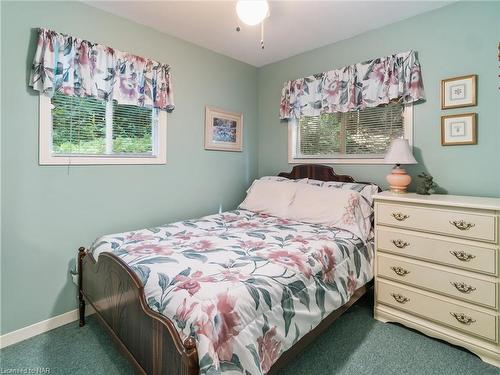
top-left (91, 210), bottom-right (373, 375)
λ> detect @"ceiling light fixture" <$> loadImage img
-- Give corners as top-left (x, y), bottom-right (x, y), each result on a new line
top-left (235, 0), bottom-right (269, 50)
top-left (236, 0), bottom-right (269, 26)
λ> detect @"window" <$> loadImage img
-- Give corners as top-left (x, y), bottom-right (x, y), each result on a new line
top-left (39, 93), bottom-right (167, 165)
top-left (288, 103), bottom-right (413, 164)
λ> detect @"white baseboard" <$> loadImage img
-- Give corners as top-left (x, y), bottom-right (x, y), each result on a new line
top-left (0, 306), bottom-right (95, 349)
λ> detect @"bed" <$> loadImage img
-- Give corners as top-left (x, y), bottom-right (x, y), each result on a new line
top-left (78, 165), bottom-right (378, 375)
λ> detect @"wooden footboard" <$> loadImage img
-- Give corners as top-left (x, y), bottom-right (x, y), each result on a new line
top-left (78, 248), bottom-right (199, 375)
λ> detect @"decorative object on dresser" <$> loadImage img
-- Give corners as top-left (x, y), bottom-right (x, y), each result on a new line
top-left (441, 113), bottom-right (477, 146)
top-left (441, 74), bottom-right (477, 109)
top-left (416, 172), bottom-right (437, 195)
top-left (374, 192), bottom-right (500, 367)
top-left (204, 106), bottom-right (243, 152)
top-left (383, 138), bottom-right (417, 193)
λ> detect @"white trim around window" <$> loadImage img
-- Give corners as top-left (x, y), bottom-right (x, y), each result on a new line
top-left (38, 94), bottom-right (167, 165)
top-left (287, 104), bottom-right (413, 165)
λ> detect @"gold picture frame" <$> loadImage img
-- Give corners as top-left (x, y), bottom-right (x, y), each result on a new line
top-left (441, 74), bottom-right (477, 109)
top-left (204, 106), bottom-right (243, 152)
top-left (441, 113), bottom-right (477, 146)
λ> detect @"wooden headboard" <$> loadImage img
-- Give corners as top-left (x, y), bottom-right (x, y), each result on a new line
top-left (278, 164), bottom-right (377, 186)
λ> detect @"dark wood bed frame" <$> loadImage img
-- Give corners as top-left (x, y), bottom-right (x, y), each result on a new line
top-left (78, 164), bottom-right (375, 375)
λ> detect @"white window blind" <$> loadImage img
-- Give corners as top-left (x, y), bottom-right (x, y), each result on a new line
top-left (112, 102), bottom-right (153, 154)
top-left (50, 92), bottom-right (155, 156)
top-left (51, 94), bottom-right (107, 154)
top-left (297, 103), bottom-right (406, 159)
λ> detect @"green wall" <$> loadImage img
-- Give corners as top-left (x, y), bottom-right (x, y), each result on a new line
top-left (257, 1), bottom-right (500, 197)
top-left (0, 1), bottom-right (258, 335)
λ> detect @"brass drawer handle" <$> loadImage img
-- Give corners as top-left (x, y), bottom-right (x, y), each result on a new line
top-left (391, 266), bottom-right (410, 277)
top-left (450, 312), bottom-right (476, 325)
top-left (451, 281), bottom-right (476, 294)
top-left (450, 220), bottom-right (475, 231)
top-left (391, 293), bottom-right (410, 304)
top-left (392, 212), bottom-right (409, 221)
top-left (391, 239), bottom-right (410, 249)
top-left (450, 250), bottom-right (476, 262)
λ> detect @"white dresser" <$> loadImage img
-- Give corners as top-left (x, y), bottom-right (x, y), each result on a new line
top-left (373, 192), bottom-right (500, 367)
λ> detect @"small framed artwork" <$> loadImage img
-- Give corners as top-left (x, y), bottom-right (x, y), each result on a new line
top-left (441, 74), bottom-right (477, 109)
top-left (441, 113), bottom-right (477, 146)
top-left (205, 106), bottom-right (243, 152)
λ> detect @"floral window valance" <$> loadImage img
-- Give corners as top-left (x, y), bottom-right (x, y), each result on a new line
top-left (279, 50), bottom-right (424, 119)
top-left (29, 28), bottom-right (174, 111)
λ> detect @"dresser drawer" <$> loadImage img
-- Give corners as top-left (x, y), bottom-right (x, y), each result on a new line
top-left (377, 280), bottom-right (497, 342)
top-left (377, 227), bottom-right (497, 275)
top-left (377, 254), bottom-right (497, 309)
top-left (377, 203), bottom-right (497, 243)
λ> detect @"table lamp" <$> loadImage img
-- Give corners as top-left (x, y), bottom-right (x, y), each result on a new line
top-left (384, 138), bottom-right (417, 193)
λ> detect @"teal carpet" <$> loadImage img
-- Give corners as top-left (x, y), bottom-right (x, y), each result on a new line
top-left (1, 291), bottom-right (499, 374)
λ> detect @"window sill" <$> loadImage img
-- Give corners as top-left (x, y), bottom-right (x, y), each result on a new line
top-left (39, 155), bottom-right (166, 165)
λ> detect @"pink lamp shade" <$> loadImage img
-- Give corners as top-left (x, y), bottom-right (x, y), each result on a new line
top-left (384, 139), bottom-right (417, 193)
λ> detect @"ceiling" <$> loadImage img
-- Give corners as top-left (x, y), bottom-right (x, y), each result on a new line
top-left (87, 1), bottom-right (450, 67)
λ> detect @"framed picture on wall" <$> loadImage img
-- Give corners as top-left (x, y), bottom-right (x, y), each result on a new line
top-left (441, 74), bottom-right (477, 109)
top-left (205, 106), bottom-right (243, 152)
top-left (441, 113), bottom-right (477, 146)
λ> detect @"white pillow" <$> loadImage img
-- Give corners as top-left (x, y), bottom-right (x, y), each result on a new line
top-left (239, 180), bottom-right (297, 218)
top-left (287, 184), bottom-right (373, 242)
top-left (322, 181), bottom-right (379, 205)
top-left (244, 176), bottom-right (307, 193)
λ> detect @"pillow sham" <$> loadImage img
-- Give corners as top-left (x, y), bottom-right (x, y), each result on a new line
top-left (259, 176), bottom-right (308, 183)
top-left (239, 180), bottom-right (297, 218)
top-left (304, 179), bottom-right (379, 205)
top-left (287, 184), bottom-right (373, 242)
